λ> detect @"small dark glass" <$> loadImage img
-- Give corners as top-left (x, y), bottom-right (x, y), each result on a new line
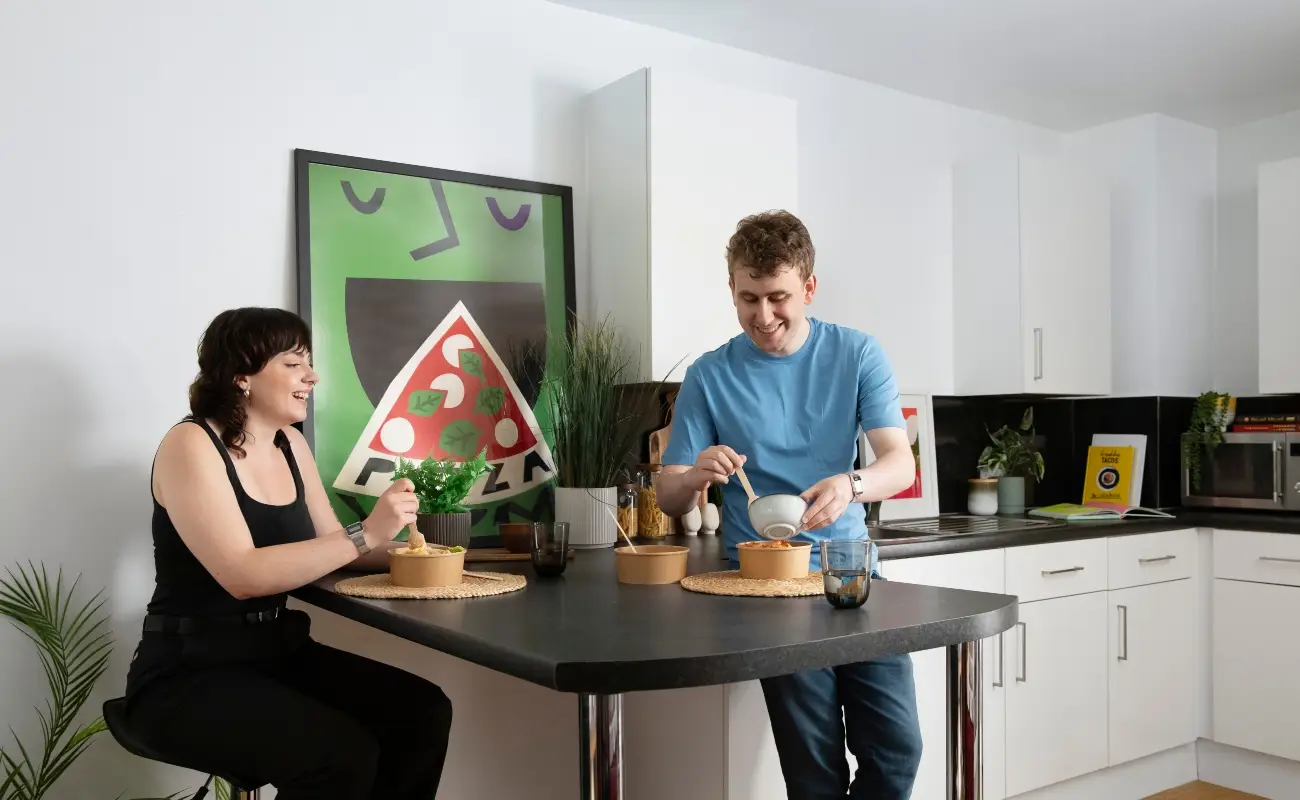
top-left (531, 521), bottom-right (569, 577)
top-left (820, 539), bottom-right (872, 609)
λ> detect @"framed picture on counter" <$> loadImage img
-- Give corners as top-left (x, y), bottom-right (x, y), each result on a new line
top-left (858, 393), bottom-right (939, 520)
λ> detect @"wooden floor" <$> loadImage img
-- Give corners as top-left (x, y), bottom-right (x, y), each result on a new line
top-left (1145, 781), bottom-right (1267, 799)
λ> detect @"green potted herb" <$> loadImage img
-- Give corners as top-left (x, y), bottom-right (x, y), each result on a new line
top-left (394, 448), bottom-right (491, 549)
top-left (977, 407), bottom-right (1046, 515)
top-left (1182, 390), bottom-right (1234, 493)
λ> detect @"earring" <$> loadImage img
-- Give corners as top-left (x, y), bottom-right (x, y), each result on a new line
top-left (241, 385), bottom-right (250, 398)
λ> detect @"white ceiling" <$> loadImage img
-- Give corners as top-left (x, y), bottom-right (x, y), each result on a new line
top-left (548, 0), bottom-right (1300, 132)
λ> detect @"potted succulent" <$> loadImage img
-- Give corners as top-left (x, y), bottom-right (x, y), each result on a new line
top-left (977, 407), bottom-right (1046, 515)
top-left (394, 448), bottom-right (491, 549)
top-left (525, 315), bottom-right (668, 549)
top-left (1182, 390), bottom-right (1234, 493)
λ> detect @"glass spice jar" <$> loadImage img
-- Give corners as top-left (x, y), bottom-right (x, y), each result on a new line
top-left (636, 464), bottom-right (668, 539)
top-left (616, 483), bottom-right (638, 539)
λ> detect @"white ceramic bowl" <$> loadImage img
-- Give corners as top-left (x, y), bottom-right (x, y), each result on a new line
top-left (748, 493), bottom-right (808, 540)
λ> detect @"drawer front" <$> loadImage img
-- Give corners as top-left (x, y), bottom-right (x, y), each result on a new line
top-left (1214, 529), bottom-right (1300, 588)
top-left (1108, 529), bottom-right (1197, 589)
top-left (1006, 538), bottom-right (1108, 602)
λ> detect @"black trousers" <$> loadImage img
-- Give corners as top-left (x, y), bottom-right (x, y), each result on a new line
top-left (124, 609), bottom-right (452, 800)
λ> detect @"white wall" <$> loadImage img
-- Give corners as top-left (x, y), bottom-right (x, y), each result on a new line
top-left (1216, 108), bottom-right (1300, 397)
top-left (0, 0), bottom-right (1059, 796)
top-left (1064, 113), bottom-right (1216, 397)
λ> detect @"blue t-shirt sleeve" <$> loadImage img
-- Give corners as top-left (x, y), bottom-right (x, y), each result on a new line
top-left (662, 364), bottom-right (717, 466)
top-left (857, 336), bottom-right (906, 432)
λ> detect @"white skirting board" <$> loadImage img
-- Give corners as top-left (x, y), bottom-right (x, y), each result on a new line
top-left (1006, 743), bottom-right (1197, 800)
top-left (1003, 739), bottom-right (1300, 800)
top-left (1197, 739), bottom-right (1300, 800)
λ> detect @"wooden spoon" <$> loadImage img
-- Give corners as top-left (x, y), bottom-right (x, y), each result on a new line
top-left (734, 465), bottom-right (759, 505)
top-left (606, 507), bottom-right (638, 553)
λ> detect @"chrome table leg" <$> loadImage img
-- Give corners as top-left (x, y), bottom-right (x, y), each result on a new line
top-left (947, 640), bottom-right (983, 800)
top-left (579, 693), bottom-right (623, 800)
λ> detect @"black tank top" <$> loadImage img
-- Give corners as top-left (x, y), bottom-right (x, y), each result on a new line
top-left (145, 417), bottom-right (316, 618)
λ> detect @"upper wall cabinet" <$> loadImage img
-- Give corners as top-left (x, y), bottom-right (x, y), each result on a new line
top-left (584, 67), bottom-right (799, 383)
top-left (953, 155), bottom-right (1112, 396)
top-left (1258, 157), bottom-right (1300, 395)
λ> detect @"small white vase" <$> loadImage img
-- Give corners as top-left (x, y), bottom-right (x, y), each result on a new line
top-left (682, 506), bottom-right (702, 536)
top-left (701, 503), bottom-right (719, 535)
top-left (555, 486), bottom-right (618, 549)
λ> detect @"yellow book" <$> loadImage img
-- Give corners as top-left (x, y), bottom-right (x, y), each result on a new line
top-left (1081, 445), bottom-right (1135, 505)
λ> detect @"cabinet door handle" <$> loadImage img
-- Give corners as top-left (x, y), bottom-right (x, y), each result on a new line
top-left (1033, 328), bottom-right (1043, 380)
top-left (1274, 441), bottom-right (1284, 504)
top-left (1016, 622), bottom-right (1027, 683)
top-left (1260, 556), bottom-right (1300, 564)
top-left (1041, 566), bottom-right (1084, 576)
top-left (992, 632), bottom-right (1004, 688)
top-left (1138, 555), bottom-right (1176, 564)
top-left (1117, 604), bottom-right (1128, 661)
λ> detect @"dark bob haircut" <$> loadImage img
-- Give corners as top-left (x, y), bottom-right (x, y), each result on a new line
top-left (188, 307), bottom-right (312, 458)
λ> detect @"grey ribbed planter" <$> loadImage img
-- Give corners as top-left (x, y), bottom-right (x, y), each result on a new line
top-left (416, 511), bottom-right (472, 549)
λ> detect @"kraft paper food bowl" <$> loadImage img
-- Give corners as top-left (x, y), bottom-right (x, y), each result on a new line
top-left (737, 540), bottom-right (813, 581)
top-left (748, 494), bottom-right (808, 541)
top-left (390, 547), bottom-right (466, 588)
top-left (615, 544), bottom-right (690, 585)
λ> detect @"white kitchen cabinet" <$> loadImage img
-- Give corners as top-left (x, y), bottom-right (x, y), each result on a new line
top-left (952, 154), bottom-right (1111, 396)
top-left (1213, 577), bottom-right (1300, 762)
top-left (879, 549), bottom-right (1007, 800)
top-left (584, 67), bottom-right (799, 383)
top-left (1258, 156), bottom-right (1300, 394)
top-left (1108, 579), bottom-right (1197, 765)
top-left (1004, 591), bottom-right (1109, 796)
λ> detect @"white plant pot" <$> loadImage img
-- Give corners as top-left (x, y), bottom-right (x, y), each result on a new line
top-left (555, 486), bottom-right (618, 549)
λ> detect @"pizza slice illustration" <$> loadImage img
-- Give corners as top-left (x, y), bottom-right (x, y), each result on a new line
top-left (332, 300), bottom-right (555, 505)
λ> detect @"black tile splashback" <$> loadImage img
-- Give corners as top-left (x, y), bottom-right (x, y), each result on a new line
top-left (933, 394), bottom-right (1300, 513)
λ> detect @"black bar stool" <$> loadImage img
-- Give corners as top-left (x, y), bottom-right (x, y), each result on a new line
top-left (102, 698), bottom-right (264, 799)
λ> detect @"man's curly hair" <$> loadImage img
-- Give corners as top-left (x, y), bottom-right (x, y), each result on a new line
top-left (725, 210), bottom-right (815, 282)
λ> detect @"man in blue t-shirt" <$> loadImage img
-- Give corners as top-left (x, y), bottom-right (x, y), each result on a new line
top-left (658, 210), bottom-right (921, 799)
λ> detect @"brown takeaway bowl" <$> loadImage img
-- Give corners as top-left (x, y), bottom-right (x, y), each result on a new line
top-left (737, 540), bottom-right (813, 581)
top-left (498, 522), bottom-right (533, 554)
top-left (615, 544), bottom-right (690, 585)
top-left (389, 548), bottom-right (466, 588)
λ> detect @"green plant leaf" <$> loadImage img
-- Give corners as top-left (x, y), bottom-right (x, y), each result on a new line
top-left (408, 390), bottom-right (446, 417)
top-left (440, 420), bottom-right (483, 461)
top-left (474, 386), bottom-right (505, 416)
top-left (0, 562), bottom-right (115, 800)
top-left (459, 350), bottom-right (484, 379)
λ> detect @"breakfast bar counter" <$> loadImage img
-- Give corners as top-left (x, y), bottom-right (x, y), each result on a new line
top-left (292, 535), bottom-right (1018, 800)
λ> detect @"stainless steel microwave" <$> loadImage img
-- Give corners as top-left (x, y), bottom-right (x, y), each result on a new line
top-left (1181, 431), bottom-right (1300, 511)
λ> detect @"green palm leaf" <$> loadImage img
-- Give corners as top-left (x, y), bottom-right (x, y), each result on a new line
top-left (0, 562), bottom-right (192, 800)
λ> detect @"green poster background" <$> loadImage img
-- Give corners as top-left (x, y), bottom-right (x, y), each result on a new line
top-left (293, 150), bottom-right (575, 539)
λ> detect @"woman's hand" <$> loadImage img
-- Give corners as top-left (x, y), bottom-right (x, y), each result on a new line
top-left (363, 478), bottom-right (420, 549)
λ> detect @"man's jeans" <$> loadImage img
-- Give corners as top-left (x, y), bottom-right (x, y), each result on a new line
top-left (754, 567), bottom-right (922, 799)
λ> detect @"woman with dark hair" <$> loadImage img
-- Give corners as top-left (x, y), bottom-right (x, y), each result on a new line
top-left (122, 307), bottom-right (453, 799)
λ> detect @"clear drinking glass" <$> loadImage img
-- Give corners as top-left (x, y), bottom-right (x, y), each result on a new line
top-left (820, 539), bottom-right (872, 609)
top-left (531, 521), bottom-right (569, 577)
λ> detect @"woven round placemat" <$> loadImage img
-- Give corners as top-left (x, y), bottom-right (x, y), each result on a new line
top-left (680, 570), bottom-right (822, 598)
top-left (334, 572), bottom-right (526, 600)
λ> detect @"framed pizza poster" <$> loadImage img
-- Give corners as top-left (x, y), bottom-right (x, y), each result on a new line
top-left (293, 149), bottom-right (576, 541)
top-left (858, 393), bottom-right (939, 521)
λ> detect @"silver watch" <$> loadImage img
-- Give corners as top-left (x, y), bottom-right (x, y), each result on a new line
top-left (845, 472), bottom-right (865, 500)
top-left (345, 521), bottom-right (370, 555)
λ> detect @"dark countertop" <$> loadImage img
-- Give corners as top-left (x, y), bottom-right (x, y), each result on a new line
top-left (291, 536), bottom-right (1017, 695)
top-left (876, 508), bottom-right (1300, 560)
